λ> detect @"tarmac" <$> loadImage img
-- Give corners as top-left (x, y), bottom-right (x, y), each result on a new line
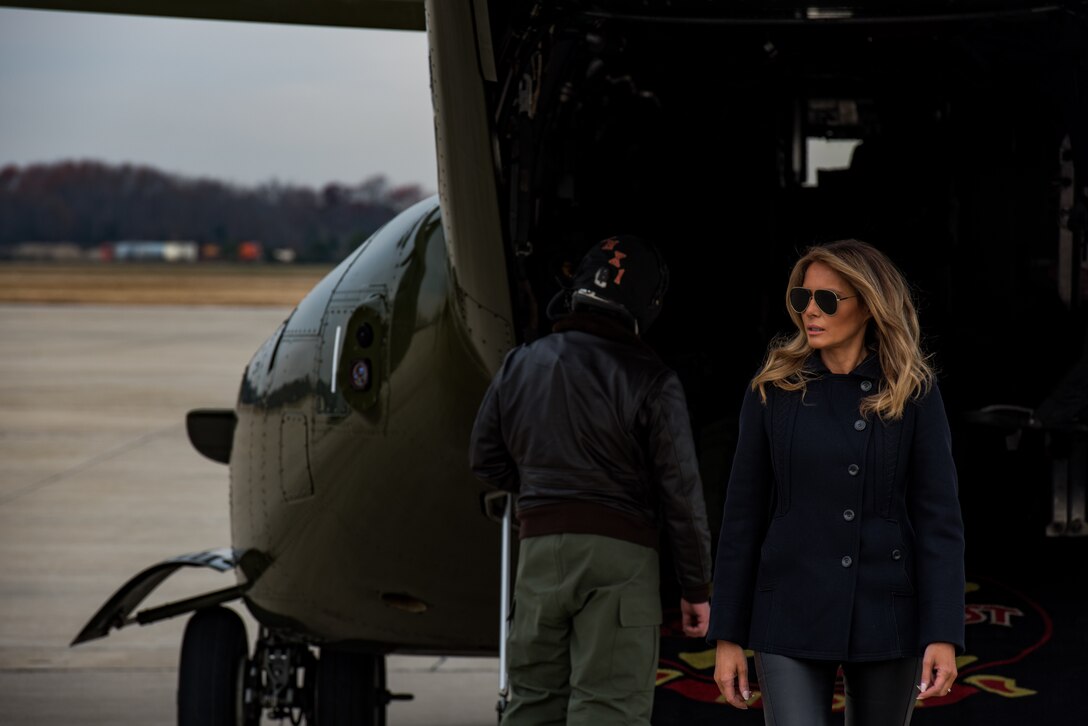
top-left (0, 304), bottom-right (499, 726)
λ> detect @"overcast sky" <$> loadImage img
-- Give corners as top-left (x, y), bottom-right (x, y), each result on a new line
top-left (0, 8), bottom-right (437, 190)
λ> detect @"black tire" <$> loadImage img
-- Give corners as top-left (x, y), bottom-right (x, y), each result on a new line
top-left (313, 650), bottom-right (387, 726)
top-left (178, 606), bottom-right (250, 726)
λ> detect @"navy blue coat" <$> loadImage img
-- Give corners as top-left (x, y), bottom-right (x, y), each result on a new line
top-left (708, 354), bottom-right (965, 661)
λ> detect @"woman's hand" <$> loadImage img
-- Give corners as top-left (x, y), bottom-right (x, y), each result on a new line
top-left (916, 642), bottom-right (958, 700)
top-left (713, 640), bottom-right (751, 709)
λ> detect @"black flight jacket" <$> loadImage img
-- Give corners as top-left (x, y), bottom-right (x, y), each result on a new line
top-left (469, 312), bottom-right (713, 603)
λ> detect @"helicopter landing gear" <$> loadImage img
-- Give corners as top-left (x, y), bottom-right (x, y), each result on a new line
top-left (178, 610), bottom-right (412, 725)
top-left (177, 606), bottom-right (257, 726)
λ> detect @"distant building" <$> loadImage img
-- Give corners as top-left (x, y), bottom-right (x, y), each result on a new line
top-left (271, 247), bottom-right (297, 263)
top-left (8, 242), bottom-right (85, 261)
top-left (110, 241), bottom-right (199, 262)
top-left (200, 243), bottom-right (223, 261)
top-left (237, 241), bottom-right (263, 262)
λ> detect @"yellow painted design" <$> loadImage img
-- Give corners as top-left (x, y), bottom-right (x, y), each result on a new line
top-left (963, 674), bottom-right (1037, 697)
top-left (744, 648), bottom-right (755, 657)
top-left (965, 581), bottom-right (980, 593)
top-left (678, 649), bottom-right (716, 671)
top-left (677, 647), bottom-right (755, 671)
top-left (955, 655), bottom-right (979, 668)
top-left (832, 692), bottom-right (846, 712)
top-left (655, 668), bottom-right (683, 687)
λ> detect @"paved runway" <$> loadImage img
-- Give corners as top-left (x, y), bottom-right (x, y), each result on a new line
top-left (0, 304), bottom-right (498, 725)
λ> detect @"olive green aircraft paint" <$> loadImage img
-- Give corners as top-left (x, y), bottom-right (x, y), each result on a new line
top-left (232, 197), bottom-right (510, 652)
top-left (427, 0), bottom-right (516, 376)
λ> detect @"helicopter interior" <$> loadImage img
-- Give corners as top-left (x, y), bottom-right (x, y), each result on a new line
top-left (486, 5), bottom-right (1088, 578)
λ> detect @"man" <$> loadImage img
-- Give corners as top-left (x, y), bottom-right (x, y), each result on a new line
top-left (470, 235), bottom-right (712, 725)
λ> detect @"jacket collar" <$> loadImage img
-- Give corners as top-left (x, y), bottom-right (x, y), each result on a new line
top-left (552, 312), bottom-right (657, 356)
top-left (804, 350), bottom-right (881, 379)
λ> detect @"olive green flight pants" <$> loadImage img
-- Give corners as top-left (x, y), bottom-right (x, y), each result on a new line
top-left (502, 533), bottom-right (661, 726)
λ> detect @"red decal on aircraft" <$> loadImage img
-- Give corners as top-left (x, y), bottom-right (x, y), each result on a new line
top-left (615, 269), bottom-right (626, 284)
top-left (601, 238), bottom-right (620, 251)
top-left (608, 250), bottom-right (627, 268)
top-left (965, 604), bottom-right (1024, 627)
top-left (914, 684), bottom-right (980, 707)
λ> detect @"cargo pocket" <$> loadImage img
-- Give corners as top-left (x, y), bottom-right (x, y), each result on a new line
top-left (507, 596), bottom-right (545, 674)
top-left (610, 594), bottom-right (662, 692)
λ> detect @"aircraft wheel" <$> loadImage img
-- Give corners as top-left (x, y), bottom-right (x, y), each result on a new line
top-left (313, 650), bottom-right (387, 726)
top-left (178, 606), bottom-right (253, 726)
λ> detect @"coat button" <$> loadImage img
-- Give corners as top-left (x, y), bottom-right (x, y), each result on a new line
top-left (860, 380), bottom-right (873, 392)
top-left (892, 549), bottom-right (902, 560)
top-left (854, 419), bottom-right (867, 431)
top-left (843, 509), bottom-right (855, 521)
top-left (841, 555), bottom-right (853, 568)
top-left (848, 464), bottom-right (860, 476)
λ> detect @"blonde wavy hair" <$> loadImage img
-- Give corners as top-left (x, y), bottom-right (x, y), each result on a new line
top-left (753, 239), bottom-right (934, 420)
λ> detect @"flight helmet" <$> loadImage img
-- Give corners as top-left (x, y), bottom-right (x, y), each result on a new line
top-left (549, 234), bottom-right (670, 335)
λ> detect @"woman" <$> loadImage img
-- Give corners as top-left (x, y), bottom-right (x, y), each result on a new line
top-left (709, 240), bottom-right (965, 725)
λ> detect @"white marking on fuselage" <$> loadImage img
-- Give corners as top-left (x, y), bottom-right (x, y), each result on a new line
top-left (331, 325), bottom-right (342, 394)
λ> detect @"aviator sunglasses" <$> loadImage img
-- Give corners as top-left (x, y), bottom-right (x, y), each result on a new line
top-left (788, 287), bottom-right (857, 316)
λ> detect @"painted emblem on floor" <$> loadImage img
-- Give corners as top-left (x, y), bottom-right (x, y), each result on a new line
top-left (655, 577), bottom-right (1050, 711)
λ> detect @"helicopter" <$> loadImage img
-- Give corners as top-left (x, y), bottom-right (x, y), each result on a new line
top-left (5, 0), bottom-right (1086, 723)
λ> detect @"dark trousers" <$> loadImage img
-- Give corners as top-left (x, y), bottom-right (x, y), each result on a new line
top-left (754, 652), bottom-right (923, 726)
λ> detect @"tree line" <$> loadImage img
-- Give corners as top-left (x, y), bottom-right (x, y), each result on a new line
top-left (0, 161), bottom-right (428, 262)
